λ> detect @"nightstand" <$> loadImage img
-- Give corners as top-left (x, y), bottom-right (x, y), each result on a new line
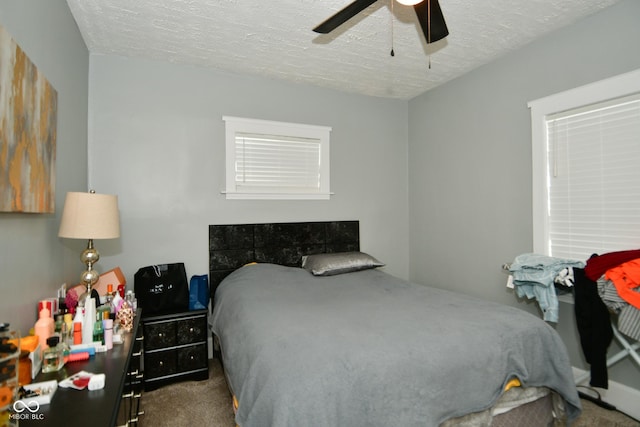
top-left (142, 309), bottom-right (209, 390)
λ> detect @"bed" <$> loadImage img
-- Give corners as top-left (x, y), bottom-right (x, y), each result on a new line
top-left (209, 221), bottom-right (582, 426)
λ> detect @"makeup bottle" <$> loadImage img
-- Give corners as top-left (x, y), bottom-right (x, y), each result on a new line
top-left (103, 319), bottom-right (113, 350)
top-left (83, 297), bottom-right (96, 344)
top-left (73, 322), bottom-right (82, 345)
top-left (34, 308), bottom-right (55, 351)
top-left (93, 317), bottom-right (104, 344)
top-left (42, 336), bottom-right (64, 373)
top-left (117, 298), bottom-right (134, 332)
top-left (64, 313), bottom-right (73, 343)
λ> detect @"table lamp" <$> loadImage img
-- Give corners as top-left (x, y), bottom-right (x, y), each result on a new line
top-left (58, 190), bottom-right (120, 302)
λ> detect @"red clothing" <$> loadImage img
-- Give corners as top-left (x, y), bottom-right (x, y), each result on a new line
top-left (585, 249), bottom-right (640, 281)
top-left (605, 258), bottom-right (640, 310)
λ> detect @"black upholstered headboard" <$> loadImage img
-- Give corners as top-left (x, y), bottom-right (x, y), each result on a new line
top-left (208, 221), bottom-right (359, 302)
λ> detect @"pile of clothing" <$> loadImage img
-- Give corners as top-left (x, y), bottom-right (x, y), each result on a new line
top-left (508, 253), bottom-right (585, 323)
top-left (575, 249), bottom-right (640, 388)
top-left (509, 250), bottom-right (640, 388)
top-left (584, 249), bottom-right (640, 341)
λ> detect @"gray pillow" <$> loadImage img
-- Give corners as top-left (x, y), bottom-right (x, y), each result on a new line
top-left (301, 251), bottom-right (384, 276)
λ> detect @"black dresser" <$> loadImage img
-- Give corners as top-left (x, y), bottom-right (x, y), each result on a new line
top-left (142, 309), bottom-right (209, 390)
top-left (21, 311), bottom-right (144, 427)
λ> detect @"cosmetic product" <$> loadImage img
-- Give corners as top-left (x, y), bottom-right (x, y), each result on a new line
top-left (59, 321), bottom-right (71, 356)
top-left (83, 297), bottom-right (96, 344)
top-left (73, 322), bottom-right (82, 345)
top-left (116, 298), bottom-right (133, 332)
top-left (64, 352), bottom-right (90, 363)
top-left (42, 336), bottom-right (64, 373)
top-left (93, 318), bottom-right (103, 344)
top-left (103, 319), bottom-right (113, 350)
top-left (34, 308), bottom-right (54, 351)
top-left (111, 292), bottom-right (123, 314)
top-left (64, 313), bottom-right (73, 343)
top-left (126, 290), bottom-right (137, 313)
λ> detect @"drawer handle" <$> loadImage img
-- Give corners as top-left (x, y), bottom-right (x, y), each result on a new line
top-left (136, 336), bottom-right (144, 342)
top-left (190, 355), bottom-right (195, 361)
top-left (132, 351), bottom-right (143, 357)
top-left (189, 327), bottom-right (194, 333)
top-left (158, 332), bottom-right (164, 338)
top-left (159, 361), bottom-right (163, 367)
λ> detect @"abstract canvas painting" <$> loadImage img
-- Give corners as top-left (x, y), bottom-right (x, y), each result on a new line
top-left (0, 24), bottom-right (57, 213)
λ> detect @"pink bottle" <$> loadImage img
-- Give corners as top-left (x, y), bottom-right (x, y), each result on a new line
top-left (34, 308), bottom-right (55, 351)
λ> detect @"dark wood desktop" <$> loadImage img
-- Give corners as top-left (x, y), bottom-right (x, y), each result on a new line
top-left (21, 312), bottom-right (142, 427)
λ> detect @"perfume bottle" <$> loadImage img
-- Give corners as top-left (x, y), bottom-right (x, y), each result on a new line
top-left (125, 290), bottom-right (137, 313)
top-left (42, 336), bottom-right (64, 373)
top-left (93, 317), bottom-right (104, 344)
top-left (117, 298), bottom-right (134, 332)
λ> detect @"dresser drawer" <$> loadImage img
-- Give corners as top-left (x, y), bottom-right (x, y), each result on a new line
top-left (177, 343), bottom-right (207, 371)
top-left (145, 349), bottom-right (177, 378)
top-left (145, 321), bottom-right (177, 350)
top-left (177, 316), bottom-right (207, 345)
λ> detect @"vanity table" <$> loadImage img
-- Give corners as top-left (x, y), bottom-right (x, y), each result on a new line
top-left (20, 312), bottom-right (143, 427)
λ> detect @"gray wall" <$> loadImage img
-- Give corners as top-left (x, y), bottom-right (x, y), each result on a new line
top-left (408, 0), bottom-right (640, 389)
top-left (0, 0), bottom-right (89, 333)
top-left (2, 0), bottom-right (639, 395)
top-left (87, 54), bottom-right (410, 284)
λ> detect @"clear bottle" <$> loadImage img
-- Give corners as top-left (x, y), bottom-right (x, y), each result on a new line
top-left (59, 321), bottom-right (71, 356)
top-left (63, 313), bottom-right (73, 344)
top-left (125, 290), bottom-right (137, 313)
top-left (42, 336), bottom-right (64, 373)
top-left (93, 317), bottom-right (104, 344)
top-left (116, 298), bottom-right (134, 333)
top-left (54, 314), bottom-right (63, 334)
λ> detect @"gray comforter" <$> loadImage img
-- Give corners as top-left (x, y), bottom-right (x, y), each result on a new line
top-left (211, 263), bottom-right (581, 426)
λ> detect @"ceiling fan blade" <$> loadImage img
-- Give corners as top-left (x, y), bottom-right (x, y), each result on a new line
top-left (414, 0), bottom-right (449, 44)
top-left (313, 0), bottom-right (378, 34)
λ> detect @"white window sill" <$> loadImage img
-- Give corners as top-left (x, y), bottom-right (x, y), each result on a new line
top-left (222, 191), bottom-right (333, 200)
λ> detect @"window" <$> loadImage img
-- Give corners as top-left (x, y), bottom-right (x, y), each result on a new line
top-left (223, 116), bottom-right (332, 200)
top-left (529, 69), bottom-right (640, 260)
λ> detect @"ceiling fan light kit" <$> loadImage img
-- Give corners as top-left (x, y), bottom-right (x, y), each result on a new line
top-left (313, 0), bottom-right (448, 50)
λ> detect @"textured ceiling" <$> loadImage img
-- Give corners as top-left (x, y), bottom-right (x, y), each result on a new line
top-left (66, 0), bottom-right (621, 100)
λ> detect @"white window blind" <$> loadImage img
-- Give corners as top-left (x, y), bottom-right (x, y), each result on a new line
top-left (235, 133), bottom-right (321, 191)
top-left (223, 116), bottom-right (331, 200)
top-left (546, 93), bottom-right (640, 260)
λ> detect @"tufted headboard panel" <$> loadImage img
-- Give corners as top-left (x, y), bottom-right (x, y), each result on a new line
top-left (208, 221), bottom-right (359, 303)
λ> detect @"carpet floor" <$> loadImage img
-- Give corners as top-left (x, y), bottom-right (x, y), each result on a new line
top-left (139, 360), bottom-right (639, 426)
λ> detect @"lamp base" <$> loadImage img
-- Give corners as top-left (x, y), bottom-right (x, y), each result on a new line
top-left (77, 239), bottom-right (100, 306)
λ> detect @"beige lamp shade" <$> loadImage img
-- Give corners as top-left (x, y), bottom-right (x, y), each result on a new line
top-left (58, 191), bottom-right (120, 239)
top-left (396, 0), bottom-right (423, 5)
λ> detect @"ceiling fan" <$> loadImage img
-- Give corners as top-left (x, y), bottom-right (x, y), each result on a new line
top-left (313, 0), bottom-right (449, 45)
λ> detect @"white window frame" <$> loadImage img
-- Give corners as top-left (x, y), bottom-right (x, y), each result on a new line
top-left (222, 116), bottom-right (332, 200)
top-left (529, 68), bottom-right (640, 258)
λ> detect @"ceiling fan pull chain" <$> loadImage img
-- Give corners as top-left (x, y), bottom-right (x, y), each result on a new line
top-left (427, 0), bottom-right (431, 68)
top-left (390, 0), bottom-right (395, 56)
